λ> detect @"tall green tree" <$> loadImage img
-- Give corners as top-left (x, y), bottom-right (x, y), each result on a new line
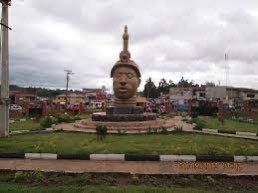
top-left (177, 76), bottom-right (196, 87)
top-left (143, 77), bottom-right (159, 98)
top-left (158, 78), bottom-right (170, 95)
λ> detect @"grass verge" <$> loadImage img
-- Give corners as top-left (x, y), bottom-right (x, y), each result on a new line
top-left (198, 117), bottom-right (258, 133)
top-left (10, 119), bottom-right (42, 131)
top-left (0, 132), bottom-right (257, 155)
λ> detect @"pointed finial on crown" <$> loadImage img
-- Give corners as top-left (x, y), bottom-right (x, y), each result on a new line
top-left (119, 25), bottom-right (131, 62)
top-left (111, 26), bottom-right (141, 78)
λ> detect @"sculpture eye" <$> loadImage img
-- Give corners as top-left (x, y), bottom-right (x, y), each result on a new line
top-left (127, 73), bottom-right (133, 79)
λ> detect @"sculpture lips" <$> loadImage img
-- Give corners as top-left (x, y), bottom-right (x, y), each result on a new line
top-left (119, 88), bottom-right (127, 93)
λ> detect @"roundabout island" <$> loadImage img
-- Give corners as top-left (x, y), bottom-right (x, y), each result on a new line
top-left (74, 26), bottom-right (175, 132)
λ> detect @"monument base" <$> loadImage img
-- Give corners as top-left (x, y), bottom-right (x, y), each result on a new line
top-left (106, 106), bottom-right (144, 115)
top-left (92, 112), bottom-right (156, 122)
top-left (74, 118), bottom-right (175, 132)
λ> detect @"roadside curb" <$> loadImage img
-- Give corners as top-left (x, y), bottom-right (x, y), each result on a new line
top-left (1, 153), bottom-right (258, 162)
top-left (193, 128), bottom-right (258, 138)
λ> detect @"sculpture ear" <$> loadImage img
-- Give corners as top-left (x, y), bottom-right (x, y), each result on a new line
top-left (138, 78), bottom-right (141, 88)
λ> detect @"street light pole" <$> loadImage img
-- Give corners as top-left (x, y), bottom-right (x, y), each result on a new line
top-left (0, 0), bottom-right (11, 138)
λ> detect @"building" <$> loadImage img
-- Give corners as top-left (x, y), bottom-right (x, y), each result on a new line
top-left (169, 87), bottom-right (192, 112)
top-left (205, 86), bottom-right (239, 101)
top-left (169, 87), bottom-right (192, 104)
top-left (9, 91), bottom-right (36, 104)
top-left (82, 88), bottom-right (106, 101)
top-left (238, 88), bottom-right (258, 100)
top-left (54, 93), bottom-right (85, 104)
top-left (192, 87), bottom-right (206, 101)
top-left (206, 86), bottom-right (258, 103)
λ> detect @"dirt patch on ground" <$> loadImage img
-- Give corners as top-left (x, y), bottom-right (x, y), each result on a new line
top-left (1, 170), bottom-right (258, 191)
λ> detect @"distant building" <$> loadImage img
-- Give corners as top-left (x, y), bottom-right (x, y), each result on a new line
top-left (238, 88), bottom-right (258, 100)
top-left (9, 91), bottom-right (36, 104)
top-left (54, 93), bottom-right (84, 104)
top-left (82, 88), bottom-right (106, 101)
top-left (169, 87), bottom-right (192, 104)
top-left (192, 87), bottom-right (206, 101)
top-left (206, 86), bottom-right (258, 101)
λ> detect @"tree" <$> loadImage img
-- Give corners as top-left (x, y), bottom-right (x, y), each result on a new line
top-left (205, 81), bottom-right (215, 87)
top-left (177, 76), bottom-right (195, 88)
top-left (168, 80), bottom-right (176, 88)
top-left (158, 78), bottom-right (170, 95)
top-left (143, 77), bottom-right (159, 98)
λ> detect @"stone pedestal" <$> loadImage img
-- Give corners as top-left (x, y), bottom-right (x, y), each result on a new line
top-left (114, 96), bottom-right (137, 107)
top-left (92, 112), bottom-right (156, 122)
top-left (106, 106), bottom-right (143, 115)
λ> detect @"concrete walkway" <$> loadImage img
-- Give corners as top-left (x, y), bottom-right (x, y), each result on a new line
top-left (1, 159), bottom-right (258, 175)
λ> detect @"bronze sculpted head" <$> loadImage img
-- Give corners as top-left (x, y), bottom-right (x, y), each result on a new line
top-left (111, 26), bottom-right (141, 106)
top-left (113, 66), bottom-right (141, 100)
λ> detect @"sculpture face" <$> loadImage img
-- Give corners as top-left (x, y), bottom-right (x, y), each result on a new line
top-left (113, 66), bottom-right (141, 100)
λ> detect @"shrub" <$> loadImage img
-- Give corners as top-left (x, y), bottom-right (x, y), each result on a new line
top-left (131, 174), bottom-right (140, 185)
top-left (159, 126), bottom-right (168, 134)
top-left (206, 176), bottom-right (217, 185)
top-left (14, 171), bottom-right (26, 182)
top-left (73, 115), bottom-right (82, 121)
top-left (174, 126), bottom-right (183, 133)
top-left (40, 116), bottom-right (57, 128)
top-left (212, 112), bottom-right (218, 118)
top-left (96, 125), bottom-right (107, 140)
top-left (14, 170), bottom-right (44, 183)
top-left (57, 114), bottom-right (74, 123)
top-left (191, 111), bottom-right (199, 118)
top-left (192, 118), bottom-right (205, 130)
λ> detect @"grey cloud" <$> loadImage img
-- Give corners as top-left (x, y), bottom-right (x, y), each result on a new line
top-left (3, 0), bottom-right (258, 90)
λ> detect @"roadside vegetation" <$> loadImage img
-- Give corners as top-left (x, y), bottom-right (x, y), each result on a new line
top-left (9, 114), bottom-right (90, 132)
top-left (0, 171), bottom-right (257, 193)
top-left (195, 116), bottom-right (258, 133)
top-left (0, 132), bottom-right (258, 155)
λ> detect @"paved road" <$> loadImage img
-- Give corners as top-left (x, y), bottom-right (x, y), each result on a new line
top-left (1, 159), bottom-right (258, 175)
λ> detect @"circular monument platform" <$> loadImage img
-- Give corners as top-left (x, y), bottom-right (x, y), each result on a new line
top-left (92, 112), bottom-right (156, 122)
top-left (74, 118), bottom-right (175, 132)
top-left (72, 27), bottom-right (176, 133)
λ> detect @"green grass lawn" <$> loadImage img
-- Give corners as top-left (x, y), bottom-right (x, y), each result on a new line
top-left (9, 119), bottom-right (42, 131)
top-left (0, 184), bottom-right (256, 193)
top-left (9, 114), bottom-right (91, 132)
top-left (199, 116), bottom-right (258, 133)
top-left (0, 132), bottom-right (257, 155)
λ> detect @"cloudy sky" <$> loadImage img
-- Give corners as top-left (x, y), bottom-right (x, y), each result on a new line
top-left (3, 0), bottom-right (258, 92)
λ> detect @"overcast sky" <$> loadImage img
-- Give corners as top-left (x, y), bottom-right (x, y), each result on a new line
top-left (2, 0), bottom-right (258, 92)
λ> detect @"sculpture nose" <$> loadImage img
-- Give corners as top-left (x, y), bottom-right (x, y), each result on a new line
top-left (120, 76), bottom-right (126, 86)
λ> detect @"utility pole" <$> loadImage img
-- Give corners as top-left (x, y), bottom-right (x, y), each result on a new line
top-left (64, 69), bottom-right (74, 108)
top-left (225, 53), bottom-right (229, 87)
top-left (0, 0), bottom-right (11, 138)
